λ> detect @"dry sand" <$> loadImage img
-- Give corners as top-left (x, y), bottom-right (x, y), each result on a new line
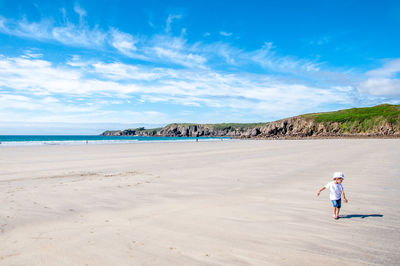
top-left (0, 139), bottom-right (399, 265)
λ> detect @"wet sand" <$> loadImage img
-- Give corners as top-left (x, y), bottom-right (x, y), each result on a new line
top-left (0, 139), bottom-right (399, 265)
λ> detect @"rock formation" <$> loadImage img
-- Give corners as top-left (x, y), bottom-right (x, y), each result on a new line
top-left (101, 104), bottom-right (400, 138)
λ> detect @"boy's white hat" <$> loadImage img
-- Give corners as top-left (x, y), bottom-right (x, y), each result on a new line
top-left (333, 172), bottom-right (345, 179)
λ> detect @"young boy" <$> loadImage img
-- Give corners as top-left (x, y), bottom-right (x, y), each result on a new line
top-left (317, 172), bottom-right (348, 219)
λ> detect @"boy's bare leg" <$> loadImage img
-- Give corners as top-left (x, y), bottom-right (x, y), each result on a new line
top-left (333, 207), bottom-right (337, 218)
top-left (336, 207), bottom-right (340, 218)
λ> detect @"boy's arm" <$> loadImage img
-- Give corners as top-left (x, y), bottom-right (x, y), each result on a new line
top-left (342, 190), bottom-right (348, 203)
top-left (317, 186), bottom-right (326, 196)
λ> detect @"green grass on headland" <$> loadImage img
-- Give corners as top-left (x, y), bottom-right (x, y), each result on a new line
top-left (302, 104), bottom-right (400, 132)
top-left (302, 104), bottom-right (400, 123)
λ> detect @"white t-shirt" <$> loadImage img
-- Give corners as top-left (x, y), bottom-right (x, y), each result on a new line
top-left (325, 181), bottom-right (344, 200)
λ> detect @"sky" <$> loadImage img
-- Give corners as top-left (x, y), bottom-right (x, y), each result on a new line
top-left (0, 0), bottom-right (400, 134)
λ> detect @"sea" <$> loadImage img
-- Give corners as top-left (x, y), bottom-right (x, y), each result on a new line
top-left (0, 135), bottom-right (232, 146)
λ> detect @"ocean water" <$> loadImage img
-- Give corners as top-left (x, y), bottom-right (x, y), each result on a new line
top-left (0, 135), bottom-right (232, 146)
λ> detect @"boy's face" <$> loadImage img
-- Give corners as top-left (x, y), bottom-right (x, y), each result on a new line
top-left (334, 178), bottom-right (343, 184)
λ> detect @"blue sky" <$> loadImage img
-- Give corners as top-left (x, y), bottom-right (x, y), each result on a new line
top-left (0, 0), bottom-right (399, 134)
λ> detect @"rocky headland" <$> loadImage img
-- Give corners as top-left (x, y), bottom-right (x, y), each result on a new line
top-left (101, 104), bottom-right (400, 138)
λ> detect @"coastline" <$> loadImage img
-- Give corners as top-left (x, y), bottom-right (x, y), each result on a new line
top-left (101, 105), bottom-right (400, 139)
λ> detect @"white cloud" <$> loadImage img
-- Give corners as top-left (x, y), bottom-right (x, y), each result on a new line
top-left (143, 35), bottom-right (207, 68)
top-left (109, 28), bottom-right (138, 57)
top-left (249, 42), bottom-right (321, 73)
top-left (219, 31), bottom-right (232, 37)
top-left (366, 58), bottom-right (400, 78)
top-left (74, 4), bottom-right (87, 25)
top-left (358, 59), bottom-right (400, 96)
top-left (21, 49), bottom-right (43, 59)
top-left (200, 42), bottom-right (240, 65)
top-left (0, 16), bottom-right (107, 48)
top-left (152, 46), bottom-right (206, 68)
top-left (0, 16), bottom-right (6, 30)
top-left (0, 93), bottom-right (95, 113)
top-left (15, 19), bottom-right (53, 39)
top-left (359, 78), bottom-right (400, 96)
top-left (66, 55), bottom-right (92, 67)
top-left (92, 62), bottom-right (164, 80)
top-left (42, 96), bottom-right (59, 103)
top-left (166, 14), bottom-right (182, 33)
top-left (309, 35), bottom-right (331, 45)
top-left (52, 23), bottom-right (106, 47)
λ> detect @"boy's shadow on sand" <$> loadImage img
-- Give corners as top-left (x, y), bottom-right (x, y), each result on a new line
top-left (340, 214), bottom-right (383, 219)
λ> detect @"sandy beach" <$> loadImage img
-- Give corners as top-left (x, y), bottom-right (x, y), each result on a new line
top-left (0, 139), bottom-right (399, 265)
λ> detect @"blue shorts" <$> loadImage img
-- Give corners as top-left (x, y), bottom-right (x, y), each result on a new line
top-left (331, 199), bottom-right (342, 208)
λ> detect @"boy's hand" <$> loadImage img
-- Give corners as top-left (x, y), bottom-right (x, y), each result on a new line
top-left (317, 192), bottom-right (320, 196)
top-left (343, 198), bottom-right (348, 203)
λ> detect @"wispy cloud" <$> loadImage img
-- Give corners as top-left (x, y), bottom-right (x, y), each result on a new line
top-left (21, 49), bottom-right (43, 59)
top-left (109, 27), bottom-right (139, 57)
top-left (165, 14), bottom-right (182, 33)
top-left (248, 42), bottom-right (321, 73)
top-left (358, 59), bottom-right (400, 96)
top-left (92, 62), bottom-right (164, 81)
top-left (74, 4), bottom-right (87, 25)
top-left (219, 31), bottom-right (232, 37)
top-left (365, 58), bottom-right (400, 78)
top-left (309, 35), bottom-right (331, 45)
top-left (359, 78), bottom-right (400, 96)
top-left (0, 15), bottom-right (107, 48)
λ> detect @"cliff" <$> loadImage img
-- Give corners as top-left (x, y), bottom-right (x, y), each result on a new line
top-left (101, 104), bottom-right (400, 138)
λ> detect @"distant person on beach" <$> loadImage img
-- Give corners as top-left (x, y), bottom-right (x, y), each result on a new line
top-left (317, 172), bottom-right (348, 219)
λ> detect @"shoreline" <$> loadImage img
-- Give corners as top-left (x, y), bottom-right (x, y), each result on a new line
top-left (1, 135), bottom-right (400, 148)
top-left (0, 136), bottom-right (233, 147)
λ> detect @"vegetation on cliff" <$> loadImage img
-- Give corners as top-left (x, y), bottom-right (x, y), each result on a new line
top-left (301, 104), bottom-right (400, 133)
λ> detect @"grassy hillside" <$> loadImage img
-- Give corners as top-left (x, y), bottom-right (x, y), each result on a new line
top-left (301, 104), bottom-right (400, 132)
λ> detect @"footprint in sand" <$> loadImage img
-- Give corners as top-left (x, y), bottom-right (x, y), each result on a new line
top-left (0, 223), bottom-right (7, 233)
